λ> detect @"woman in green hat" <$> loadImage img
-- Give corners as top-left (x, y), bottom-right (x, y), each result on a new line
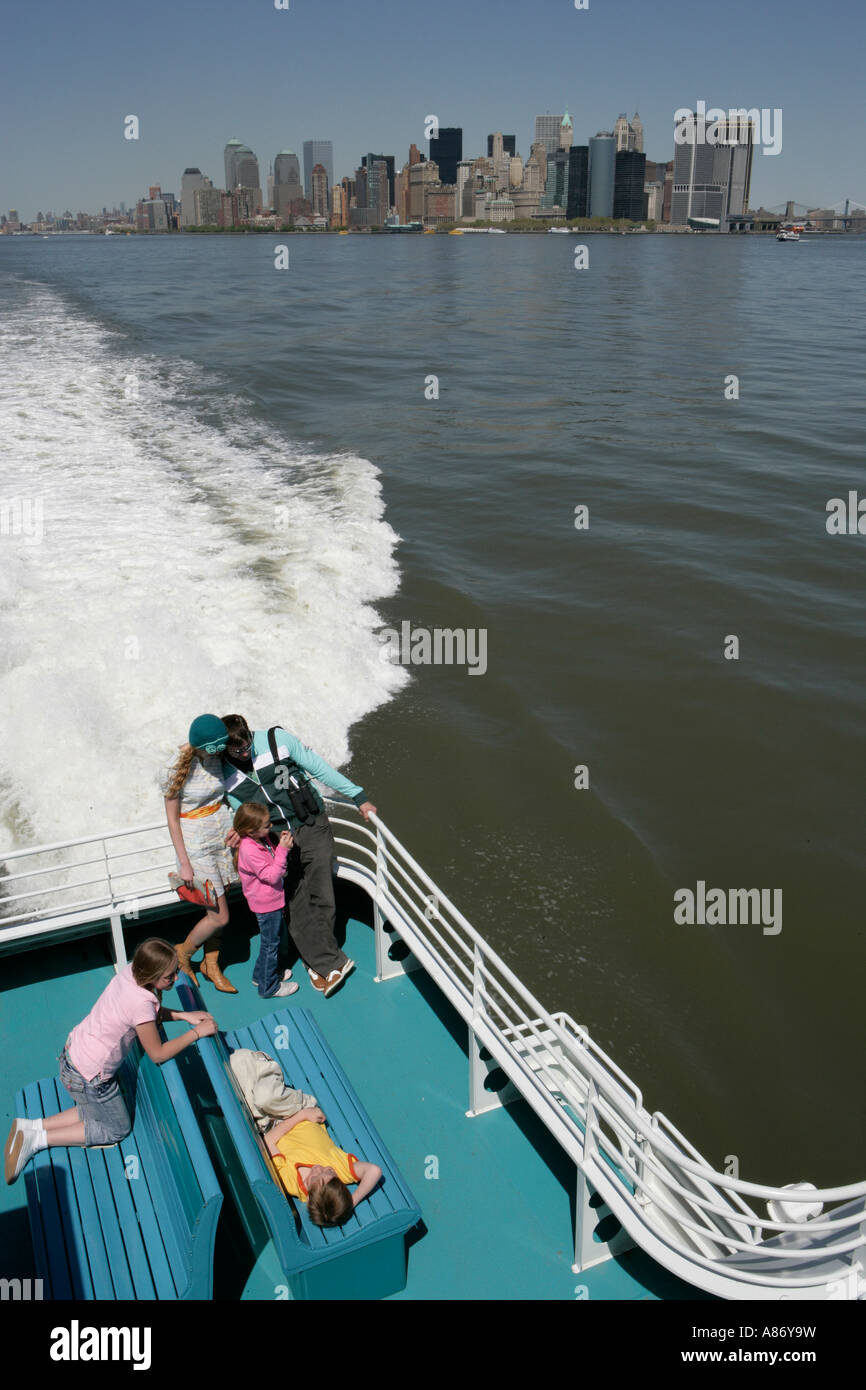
top-left (159, 715), bottom-right (238, 992)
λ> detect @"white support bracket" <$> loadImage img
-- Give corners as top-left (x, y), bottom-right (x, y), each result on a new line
top-left (467, 1025), bottom-right (505, 1117)
top-left (373, 900), bottom-right (420, 983)
top-left (573, 1167), bottom-right (635, 1272)
top-left (109, 911), bottom-right (127, 970)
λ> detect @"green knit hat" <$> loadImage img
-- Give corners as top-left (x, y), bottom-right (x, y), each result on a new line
top-left (188, 714), bottom-right (229, 753)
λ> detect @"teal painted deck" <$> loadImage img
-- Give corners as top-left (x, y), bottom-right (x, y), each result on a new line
top-left (0, 888), bottom-right (701, 1300)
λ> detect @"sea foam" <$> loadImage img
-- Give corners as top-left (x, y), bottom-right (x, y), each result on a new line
top-left (0, 279), bottom-right (406, 848)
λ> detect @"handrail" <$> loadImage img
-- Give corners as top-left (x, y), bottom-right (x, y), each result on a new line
top-left (2, 804), bottom-right (864, 1298)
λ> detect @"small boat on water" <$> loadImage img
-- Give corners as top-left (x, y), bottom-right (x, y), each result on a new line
top-left (777, 228), bottom-right (800, 241)
top-left (548, 227), bottom-right (569, 234)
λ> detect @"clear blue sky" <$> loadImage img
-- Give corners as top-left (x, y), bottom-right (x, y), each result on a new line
top-left (3, 0), bottom-right (864, 219)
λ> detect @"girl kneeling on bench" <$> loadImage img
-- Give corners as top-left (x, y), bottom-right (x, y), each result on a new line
top-left (4, 938), bottom-right (216, 1184)
top-left (265, 1107), bottom-right (382, 1227)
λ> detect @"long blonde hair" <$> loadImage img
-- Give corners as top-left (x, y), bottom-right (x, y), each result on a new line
top-left (165, 743), bottom-right (199, 799)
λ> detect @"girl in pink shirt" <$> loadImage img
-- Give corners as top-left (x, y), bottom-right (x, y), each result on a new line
top-left (234, 803), bottom-right (299, 1000)
top-left (4, 938), bottom-right (217, 1185)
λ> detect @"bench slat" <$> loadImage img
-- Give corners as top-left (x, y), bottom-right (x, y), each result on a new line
top-left (116, 1128), bottom-right (180, 1300)
top-left (101, 1138), bottom-right (159, 1301)
top-left (38, 1076), bottom-right (100, 1299)
top-left (75, 1142), bottom-right (137, 1299)
top-left (20, 1081), bottom-right (73, 1300)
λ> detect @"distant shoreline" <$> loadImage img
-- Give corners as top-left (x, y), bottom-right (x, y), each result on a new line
top-left (10, 227), bottom-right (861, 239)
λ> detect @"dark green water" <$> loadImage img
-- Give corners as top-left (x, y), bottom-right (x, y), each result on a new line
top-left (1, 232), bottom-right (863, 1188)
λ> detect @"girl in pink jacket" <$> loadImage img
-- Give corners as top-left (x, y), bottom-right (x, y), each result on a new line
top-left (234, 804), bottom-right (300, 999)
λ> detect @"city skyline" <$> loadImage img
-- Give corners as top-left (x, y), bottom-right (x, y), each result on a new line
top-left (3, 0), bottom-right (864, 223)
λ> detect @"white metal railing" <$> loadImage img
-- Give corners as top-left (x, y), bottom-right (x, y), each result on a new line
top-left (332, 809), bottom-right (866, 1300)
top-left (2, 805), bottom-right (864, 1300)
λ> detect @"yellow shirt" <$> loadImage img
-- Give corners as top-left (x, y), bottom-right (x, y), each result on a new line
top-left (273, 1121), bottom-right (359, 1201)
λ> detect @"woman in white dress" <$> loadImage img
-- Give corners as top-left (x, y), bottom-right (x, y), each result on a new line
top-left (159, 714), bottom-right (238, 993)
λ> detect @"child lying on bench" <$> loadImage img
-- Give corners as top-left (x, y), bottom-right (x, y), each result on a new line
top-left (264, 1107), bottom-right (382, 1227)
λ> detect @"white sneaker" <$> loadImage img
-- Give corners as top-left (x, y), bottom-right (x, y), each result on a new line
top-left (4, 1120), bottom-right (22, 1171)
top-left (4, 1124), bottom-right (43, 1185)
top-left (282, 969), bottom-right (293, 981)
top-left (272, 980), bottom-right (299, 998)
top-left (323, 959), bottom-right (355, 998)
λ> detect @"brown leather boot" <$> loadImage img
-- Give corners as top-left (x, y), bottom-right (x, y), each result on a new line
top-left (200, 945), bottom-right (238, 994)
top-left (176, 938), bottom-right (202, 985)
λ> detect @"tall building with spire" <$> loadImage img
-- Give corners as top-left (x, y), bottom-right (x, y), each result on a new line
top-left (560, 111), bottom-right (574, 152)
top-left (534, 114), bottom-right (565, 155)
top-left (614, 113), bottom-right (644, 153)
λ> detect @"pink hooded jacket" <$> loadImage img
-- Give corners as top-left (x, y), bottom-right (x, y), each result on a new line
top-left (237, 834), bottom-right (289, 913)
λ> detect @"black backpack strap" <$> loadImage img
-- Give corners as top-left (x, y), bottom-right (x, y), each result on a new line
top-left (267, 725), bottom-right (281, 764)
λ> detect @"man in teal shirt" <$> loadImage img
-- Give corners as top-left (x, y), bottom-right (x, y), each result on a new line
top-left (221, 714), bottom-right (376, 998)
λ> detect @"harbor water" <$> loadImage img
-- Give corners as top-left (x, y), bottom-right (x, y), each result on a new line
top-left (0, 232), bottom-right (863, 1188)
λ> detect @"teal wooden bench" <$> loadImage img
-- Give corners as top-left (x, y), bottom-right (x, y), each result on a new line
top-left (16, 1042), bottom-right (222, 1300)
top-left (176, 982), bottom-right (422, 1300)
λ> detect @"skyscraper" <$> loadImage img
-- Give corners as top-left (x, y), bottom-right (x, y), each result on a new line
top-left (362, 153), bottom-right (396, 209)
top-left (274, 150), bottom-right (304, 219)
top-left (614, 113), bottom-right (644, 153)
top-left (311, 163), bottom-right (330, 218)
top-left (567, 147), bottom-right (589, 219)
top-left (613, 151), bottom-right (646, 220)
top-left (560, 112), bottom-right (574, 153)
top-left (429, 127), bottom-right (462, 185)
top-left (224, 140), bottom-right (243, 189)
top-left (487, 134), bottom-right (516, 157)
top-left (330, 184), bottom-right (346, 228)
top-left (368, 160), bottom-right (390, 222)
top-left (193, 186), bottom-right (222, 226)
top-left (224, 140), bottom-right (261, 210)
top-left (303, 141), bottom-right (334, 200)
top-left (670, 113), bottom-right (754, 224)
top-left (542, 149), bottom-right (570, 210)
top-left (588, 134), bottom-right (616, 217)
top-left (180, 169), bottom-right (209, 228)
top-left (523, 142), bottom-right (549, 194)
top-left (534, 114), bottom-right (565, 155)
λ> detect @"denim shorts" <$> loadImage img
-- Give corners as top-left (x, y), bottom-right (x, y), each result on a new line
top-left (59, 1050), bottom-right (132, 1146)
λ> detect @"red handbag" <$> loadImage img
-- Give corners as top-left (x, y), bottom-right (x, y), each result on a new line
top-left (168, 872), bottom-right (218, 909)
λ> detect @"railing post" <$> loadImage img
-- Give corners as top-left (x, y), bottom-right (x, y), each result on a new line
top-left (103, 838), bottom-right (126, 970)
top-left (467, 943), bottom-right (504, 1117)
top-left (573, 1081), bottom-right (635, 1271)
top-left (372, 824), bottom-right (409, 982)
